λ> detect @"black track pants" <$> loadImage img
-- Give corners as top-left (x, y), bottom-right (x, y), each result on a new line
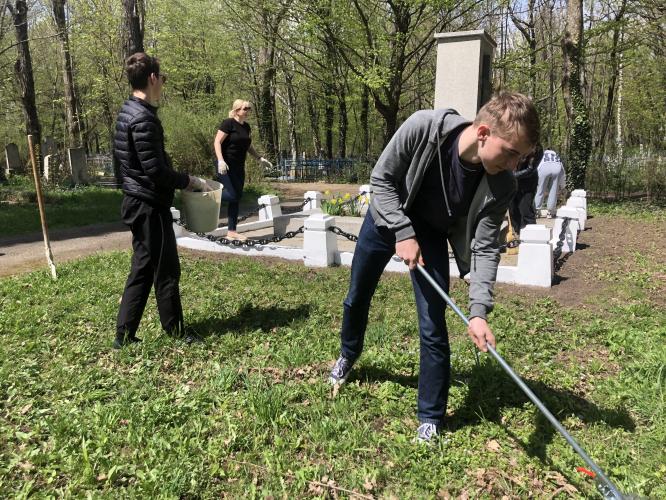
top-left (116, 196), bottom-right (184, 337)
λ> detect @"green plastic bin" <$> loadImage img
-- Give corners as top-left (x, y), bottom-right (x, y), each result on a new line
top-left (181, 179), bottom-right (222, 233)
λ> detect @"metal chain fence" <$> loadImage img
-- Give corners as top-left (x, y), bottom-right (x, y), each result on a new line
top-left (553, 217), bottom-right (572, 270)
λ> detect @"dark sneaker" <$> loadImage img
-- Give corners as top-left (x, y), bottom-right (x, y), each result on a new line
top-left (328, 355), bottom-right (355, 385)
top-left (112, 334), bottom-right (142, 349)
top-left (182, 333), bottom-right (203, 344)
top-left (415, 422), bottom-right (439, 443)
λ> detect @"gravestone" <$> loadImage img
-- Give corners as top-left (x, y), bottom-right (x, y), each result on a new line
top-left (44, 154), bottom-right (62, 182)
top-left (5, 143), bottom-right (21, 176)
top-left (68, 147), bottom-right (89, 184)
top-left (434, 30), bottom-right (496, 119)
top-left (42, 136), bottom-right (56, 157)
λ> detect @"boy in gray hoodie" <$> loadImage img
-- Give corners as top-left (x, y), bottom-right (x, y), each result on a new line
top-left (329, 92), bottom-right (540, 442)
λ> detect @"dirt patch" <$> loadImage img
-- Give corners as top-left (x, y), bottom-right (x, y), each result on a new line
top-left (268, 181), bottom-right (362, 201)
top-left (496, 213), bottom-right (666, 308)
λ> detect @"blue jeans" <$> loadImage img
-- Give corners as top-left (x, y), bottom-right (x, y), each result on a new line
top-left (340, 211), bottom-right (451, 425)
top-left (215, 166), bottom-right (245, 231)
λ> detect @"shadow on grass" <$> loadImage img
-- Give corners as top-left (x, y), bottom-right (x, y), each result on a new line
top-left (354, 364), bottom-right (418, 388)
top-left (188, 302), bottom-right (311, 337)
top-left (448, 361), bottom-right (635, 460)
top-left (351, 360), bottom-right (634, 464)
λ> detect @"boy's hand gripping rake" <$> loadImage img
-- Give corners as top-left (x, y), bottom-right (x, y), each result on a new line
top-left (416, 265), bottom-right (628, 500)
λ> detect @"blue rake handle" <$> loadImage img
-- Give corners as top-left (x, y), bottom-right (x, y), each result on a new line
top-left (416, 265), bottom-right (625, 500)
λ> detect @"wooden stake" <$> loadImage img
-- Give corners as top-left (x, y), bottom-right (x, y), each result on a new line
top-left (27, 135), bottom-right (57, 280)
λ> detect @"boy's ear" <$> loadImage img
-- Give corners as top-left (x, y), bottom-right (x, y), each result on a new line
top-left (476, 124), bottom-right (490, 142)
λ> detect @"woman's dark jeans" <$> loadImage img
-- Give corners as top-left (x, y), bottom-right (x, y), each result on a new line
top-left (215, 166), bottom-right (245, 231)
top-left (339, 211), bottom-right (451, 425)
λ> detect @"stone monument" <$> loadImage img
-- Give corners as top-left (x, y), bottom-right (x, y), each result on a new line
top-left (434, 30), bottom-right (496, 118)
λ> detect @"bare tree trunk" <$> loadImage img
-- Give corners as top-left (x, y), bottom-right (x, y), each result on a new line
top-left (306, 92), bottom-right (322, 156)
top-left (337, 84), bottom-right (347, 158)
top-left (561, 0), bottom-right (591, 189)
top-left (284, 62), bottom-right (297, 161)
top-left (8, 1), bottom-right (41, 168)
top-left (324, 82), bottom-right (334, 159)
top-left (360, 85), bottom-right (369, 157)
top-left (122, 0), bottom-right (144, 59)
top-left (52, 0), bottom-right (82, 148)
top-left (595, 0), bottom-right (626, 162)
top-left (510, 0), bottom-right (537, 99)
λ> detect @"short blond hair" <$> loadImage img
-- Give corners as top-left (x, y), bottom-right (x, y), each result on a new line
top-left (229, 99), bottom-right (251, 118)
top-left (473, 92), bottom-right (540, 146)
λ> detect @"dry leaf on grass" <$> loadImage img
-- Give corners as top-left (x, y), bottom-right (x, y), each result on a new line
top-left (486, 439), bottom-right (501, 452)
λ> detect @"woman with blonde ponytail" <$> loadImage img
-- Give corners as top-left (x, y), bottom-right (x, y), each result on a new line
top-left (213, 99), bottom-right (272, 240)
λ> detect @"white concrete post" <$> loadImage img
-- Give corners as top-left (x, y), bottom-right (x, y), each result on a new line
top-left (258, 195), bottom-right (282, 221)
top-left (552, 207), bottom-right (580, 253)
top-left (566, 197), bottom-right (587, 231)
top-left (43, 154), bottom-right (52, 182)
top-left (304, 191), bottom-right (323, 211)
top-left (171, 208), bottom-right (186, 237)
top-left (570, 189), bottom-right (587, 211)
top-left (516, 224), bottom-right (552, 287)
top-left (303, 213), bottom-right (337, 267)
top-left (359, 184), bottom-right (372, 216)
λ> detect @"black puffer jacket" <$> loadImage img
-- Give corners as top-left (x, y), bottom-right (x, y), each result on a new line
top-left (113, 96), bottom-right (189, 208)
top-left (513, 143), bottom-right (544, 192)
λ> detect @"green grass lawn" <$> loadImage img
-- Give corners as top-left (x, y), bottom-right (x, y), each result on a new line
top-left (0, 176), bottom-right (271, 238)
top-left (0, 208), bottom-right (664, 498)
top-left (0, 177), bottom-right (124, 237)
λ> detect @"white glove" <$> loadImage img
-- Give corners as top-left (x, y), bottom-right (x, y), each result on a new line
top-left (217, 159), bottom-right (228, 175)
top-left (259, 157), bottom-right (273, 169)
top-left (187, 176), bottom-right (211, 192)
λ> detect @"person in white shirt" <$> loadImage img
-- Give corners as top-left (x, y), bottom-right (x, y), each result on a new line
top-left (534, 149), bottom-right (566, 218)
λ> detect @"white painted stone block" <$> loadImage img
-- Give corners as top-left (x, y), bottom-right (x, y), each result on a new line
top-left (304, 191), bottom-right (323, 211)
top-left (571, 189), bottom-right (587, 210)
top-left (516, 224), bottom-right (552, 287)
top-left (171, 207), bottom-right (186, 237)
top-left (566, 197), bottom-right (587, 230)
top-left (258, 195), bottom-right (282, 221)
top-left (303, 214), bottom-right (337, 267)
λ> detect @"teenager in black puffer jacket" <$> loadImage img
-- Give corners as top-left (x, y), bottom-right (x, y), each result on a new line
top-left (113, 52), bottom-right (208, 349)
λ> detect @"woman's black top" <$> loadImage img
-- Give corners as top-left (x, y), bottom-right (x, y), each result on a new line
top-left (219, 118), bottom-right (252, 168)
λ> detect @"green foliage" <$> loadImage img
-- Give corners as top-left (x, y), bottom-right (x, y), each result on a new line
top-left (0, 205), bottom-right (664, 497)
top-left (159, 104), bottom-right (218, 177)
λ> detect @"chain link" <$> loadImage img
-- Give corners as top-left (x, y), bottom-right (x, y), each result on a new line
top-left (328, 226), bottom-right (359, 242)
top-left (553, 217), bottom-right (572, 268)
top-left (194, 226), bottom-right (305, 247)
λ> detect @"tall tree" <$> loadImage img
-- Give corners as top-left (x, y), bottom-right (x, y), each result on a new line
top-left (594, 0), bottom-right (627, 162)
top-left (122, 0), bottom-right (144, 59)
top-left (52, 0), bottom-right (82, 148)
top-left (6, 0), bottom-right (41, 165)
top-left (561, 0), bottom-right (591, 189)
top-left (509, 0), bottom-right (538, 99)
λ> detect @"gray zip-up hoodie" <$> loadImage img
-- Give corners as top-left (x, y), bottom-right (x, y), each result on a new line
top-left (369, 109), bottom-right (516, 320)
